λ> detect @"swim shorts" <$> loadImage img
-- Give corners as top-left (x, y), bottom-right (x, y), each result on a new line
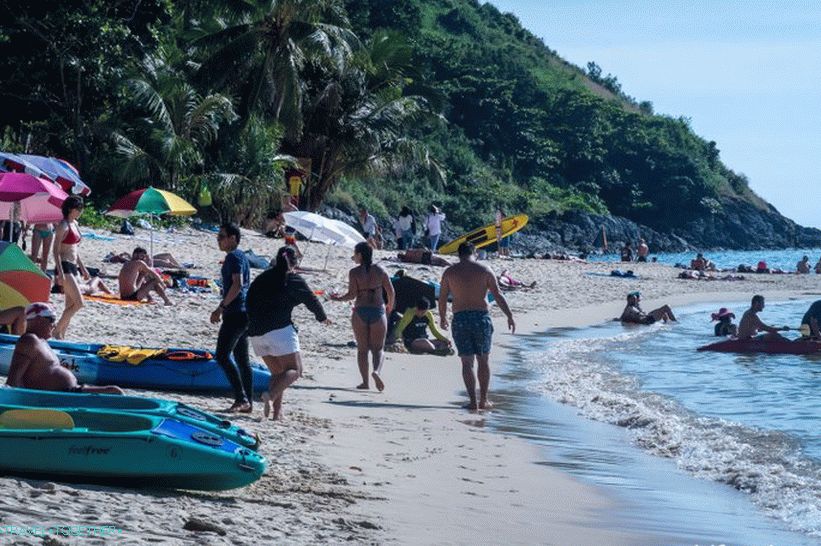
top-left (121, 292), bottom-right (139, 301)
top-left (451, 310), bottom-right (493, 356)
top-left (642, 315), bottom-right (657, 325)
top-left (60, 260), bottom-right (79, 276)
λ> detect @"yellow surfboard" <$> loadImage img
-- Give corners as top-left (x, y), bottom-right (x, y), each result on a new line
top-left (438, 214), bottom-right (529, 255)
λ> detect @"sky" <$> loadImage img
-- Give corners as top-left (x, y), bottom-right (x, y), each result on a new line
top-left (488, 0), bottom-right (821, 228)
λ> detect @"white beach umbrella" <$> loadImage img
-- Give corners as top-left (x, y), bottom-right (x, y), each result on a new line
top-left (283, 211), bottom-right (366, 269)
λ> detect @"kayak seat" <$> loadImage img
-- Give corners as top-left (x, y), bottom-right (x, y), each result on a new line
top-left (0, 409), bottom-right (76, 430)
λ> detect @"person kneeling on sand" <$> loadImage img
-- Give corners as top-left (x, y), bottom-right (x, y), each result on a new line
top-left (737, 295), bottom-right (789, 340)
top-left (7, 303), bottom-right (124, 394)
top-left (394, 297), bottom-right (452, 355)
top-left (118, 247), bottom-right (173, 305)
top-left (620, 292), bottom-right (676, 324)
top-left (247, 246), bottom-right (330, 420)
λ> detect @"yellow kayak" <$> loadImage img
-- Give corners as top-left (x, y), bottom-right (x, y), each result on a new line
top-left (438, 214), bottom-right (528, 255)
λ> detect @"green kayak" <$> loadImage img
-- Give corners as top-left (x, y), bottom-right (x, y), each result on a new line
top-left (0, 387), bottom-right (259, 449)
top-left (0, 407), bottom-right (266, 490)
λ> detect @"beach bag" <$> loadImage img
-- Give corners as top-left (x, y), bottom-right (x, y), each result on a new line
top-left (119, 219), bottom-right (135, 235)
top-left (197, 182), bottom-right (213, 207)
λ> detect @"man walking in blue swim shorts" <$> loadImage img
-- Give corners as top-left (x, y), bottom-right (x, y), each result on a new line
top-left (438, 243), bottom-right (515, 410)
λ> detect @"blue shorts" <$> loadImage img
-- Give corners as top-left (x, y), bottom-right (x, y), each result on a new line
top-left (451, 310), bottom-right (493, 357)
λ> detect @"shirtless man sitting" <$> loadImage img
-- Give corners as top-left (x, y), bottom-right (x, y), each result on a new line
top-left (737, 295), bottom-right (789, 340)
top-left (6, 303), bottom-right (123, 394)
top-left (118, 247), bottom-right (173, 305)
top-left (620, 292), bottom-right (677, 324)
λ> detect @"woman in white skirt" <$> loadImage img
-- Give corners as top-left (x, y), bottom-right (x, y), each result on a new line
top-left (246, 246), bottom-right (330, 420)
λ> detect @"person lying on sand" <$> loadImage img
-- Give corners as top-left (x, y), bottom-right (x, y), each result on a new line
top-left (6, 303), bottom-right (123, 394)
top-left (737, 295), bottom-right (789, 340)
top-left (117, 247), bottom-right (173, 305)
top-left (0, 306), bottom-right (25, 335)
top-left (497, 270), bottom-right (536, 290)
top-left (393, 297), bottom-right (452, 355)
top-left (398, 249), bottom-right (450, 267)
top-left (79, 276), bottom-right (114, 296)
top-left (620, 292), bottom-right (676, 324)
top-left (105, 251), bottom-right (187, 269)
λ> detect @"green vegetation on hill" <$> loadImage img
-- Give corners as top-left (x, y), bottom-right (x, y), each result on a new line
top-left (0, 0), bottom-right (784, 237)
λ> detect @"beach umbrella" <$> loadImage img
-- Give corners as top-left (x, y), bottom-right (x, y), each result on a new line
top-left (106, 187), bottom-right (197, 255)
top-left (283, 211), bottom-right (365, 248)
top-left (19, 155), bottom-right (91, 196)
top-left (0, 172), bottom-right (69, 230)
top-left (283, 211), bottom-right (366, 269)
top-left (0, 241), bottom-right (50, 307)
top-left (0, 152), bottom-right (49, 179)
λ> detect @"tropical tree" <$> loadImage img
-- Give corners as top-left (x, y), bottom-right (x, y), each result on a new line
top-left (192, 0), bottom-right (357, 138)
top-left (112, 49), bottom-right (237, 193)
top-left (287, 31), bottom-right (440, 209)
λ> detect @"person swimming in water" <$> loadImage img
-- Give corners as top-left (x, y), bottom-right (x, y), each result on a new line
top-left (331, 242), bottom-right (395, 391)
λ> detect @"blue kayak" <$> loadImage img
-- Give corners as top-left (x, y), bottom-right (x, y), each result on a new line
top-left (0, 386), bottom-right (260, 449)
top-left (0, 334), bottom-right (270, 392)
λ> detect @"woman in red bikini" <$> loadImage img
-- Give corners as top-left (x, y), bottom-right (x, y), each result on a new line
top-left (331, 242), bottom-right (395, 391)
top-left (52, 196), bottom-right (88, 339)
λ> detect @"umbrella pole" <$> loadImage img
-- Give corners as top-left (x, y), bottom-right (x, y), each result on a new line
top-left (323, 244), bottom-right (333, 271)
top-left (150, 214), bottom-right (154, 260)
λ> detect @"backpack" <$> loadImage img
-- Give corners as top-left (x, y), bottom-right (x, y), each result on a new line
top-left (119, 219), bottom-right (135, 236)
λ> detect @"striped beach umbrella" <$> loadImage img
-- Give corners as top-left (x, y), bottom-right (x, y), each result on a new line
top-left (106, 187), bottom-right (196, 218)
top-left (19, 155), bottom-right (91, 196)
top-left (0, 241), bottom-right (50, 307)
top-left (106, 187), bottom-right (197, 256)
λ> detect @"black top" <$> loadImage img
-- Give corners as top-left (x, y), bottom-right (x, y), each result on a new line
top-left (246, 271), bottom-right (327, 336)
top-left (801, 300), bottom-right (821, 326)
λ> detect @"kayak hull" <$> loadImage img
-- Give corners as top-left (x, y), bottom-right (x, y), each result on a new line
top-left (0, 334), bottom-right (271, 392)
top-left (0, 408), bottom-right (265, 490)
top-left (0, 386), bottom-right (259, 449)
top-left (697, 338), bottom-right (821, 355)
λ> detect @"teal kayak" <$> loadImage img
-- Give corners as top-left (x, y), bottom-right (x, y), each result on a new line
top-left (0, 386), bottom-right (259, 449)
top-left (0, 406), bottom-right (266, 490)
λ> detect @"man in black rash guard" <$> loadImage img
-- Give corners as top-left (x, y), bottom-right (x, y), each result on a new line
top-left (800, 300), bottom-right (821, 339)
top-left (246, 246), bottom-right (330, 420)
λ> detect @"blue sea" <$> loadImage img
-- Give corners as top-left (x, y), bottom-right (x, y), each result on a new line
top-left (588, 248), bottom-right (821, 271)
top-left (493, 298), bottom-right (821, 543)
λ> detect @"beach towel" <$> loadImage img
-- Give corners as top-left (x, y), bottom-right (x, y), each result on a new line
top-left (84, 294), bottom-right (149, 306)
top-left (81, 232), bottom-right (116, 241)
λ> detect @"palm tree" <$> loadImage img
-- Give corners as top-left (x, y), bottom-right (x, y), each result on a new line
top-left (287, 31), bottom-right (442, 209)
top-left (192, 0), bottom-right (357, 139)
top-left (113, 48), bottom-right (237, 192)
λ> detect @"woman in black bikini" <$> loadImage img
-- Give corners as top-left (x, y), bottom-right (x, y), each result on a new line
top-left (53, 196), bottom-right (88, 339)
top-left (331, 242), bottom-right (395, 391)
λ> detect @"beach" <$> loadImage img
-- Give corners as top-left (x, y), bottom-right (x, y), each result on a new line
top-left (3, 226), bottom-right (820, 544)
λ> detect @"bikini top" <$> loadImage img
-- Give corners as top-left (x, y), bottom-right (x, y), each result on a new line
top-left (62, 222), bottom-right (81, 245)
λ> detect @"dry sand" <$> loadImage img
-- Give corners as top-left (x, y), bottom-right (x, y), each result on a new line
top-left (2, 224), bottom-right (820, 544)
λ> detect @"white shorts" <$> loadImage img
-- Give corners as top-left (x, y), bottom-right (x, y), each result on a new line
top-left (249, 325), bottom-right (300, 357)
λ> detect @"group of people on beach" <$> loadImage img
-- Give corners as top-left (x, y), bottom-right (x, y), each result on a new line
top-left (212, 221), bottom-right (515, 416)
top-left (358, 204), bottom-right (447, 252)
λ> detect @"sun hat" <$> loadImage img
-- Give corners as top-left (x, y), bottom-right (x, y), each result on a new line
top-left (711, 307), bottom-right (735, 321)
